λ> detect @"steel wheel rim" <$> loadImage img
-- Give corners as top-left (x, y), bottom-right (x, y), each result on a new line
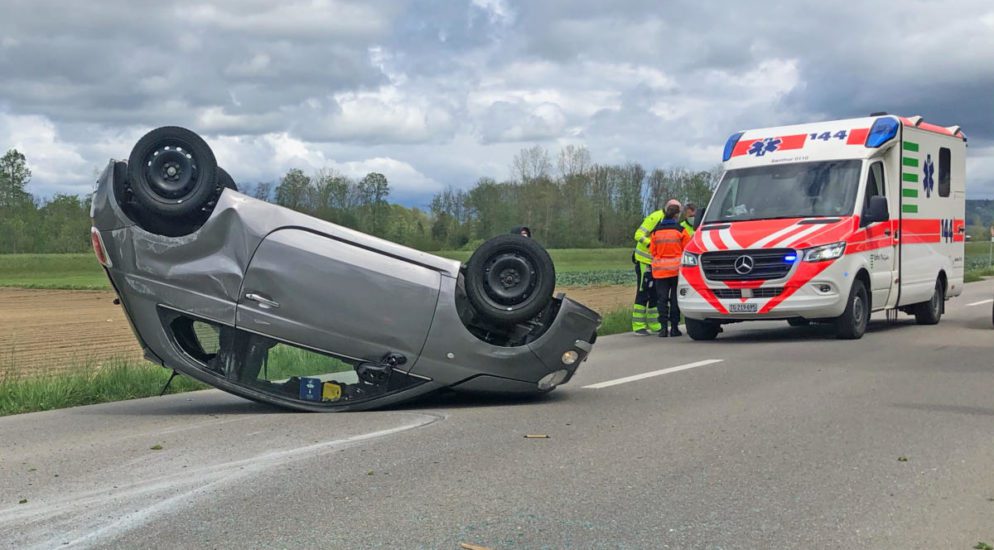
top-left (144, 144), bottom-right (199, 200)
top-left (483, 252), bottom-right (537, 305)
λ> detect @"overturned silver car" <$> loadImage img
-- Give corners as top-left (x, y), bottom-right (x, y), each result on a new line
top-left (90, 127), bottom-right (601, 411)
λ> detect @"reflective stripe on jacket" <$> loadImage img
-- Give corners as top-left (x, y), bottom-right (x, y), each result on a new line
top-left (633, 210), bottom-right (663, 264)
top-left (649, 220), bottom-right (692, 279)
top-left (680, 219), bottom-right (695, 236)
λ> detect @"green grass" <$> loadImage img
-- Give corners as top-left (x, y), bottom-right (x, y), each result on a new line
top-left (0, 358), bottom-right (207, 416)
top-left (0, 254), bottom-right (109, 290)
top-left (261, 344), bottom-right (354, 381)
top-left (597, 307), bottom-right (632, 336)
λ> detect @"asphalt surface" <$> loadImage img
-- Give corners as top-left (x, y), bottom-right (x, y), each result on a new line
top-left (1, 282), bottom-right (993, 549)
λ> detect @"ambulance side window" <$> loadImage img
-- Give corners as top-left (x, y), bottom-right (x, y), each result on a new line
top-left (863, 161), bottom-right (885, 217)
top-left (938, 147), bottom-right (951, 197)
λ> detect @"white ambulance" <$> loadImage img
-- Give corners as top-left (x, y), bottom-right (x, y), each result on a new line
top-left (679, 113), bottom-right (966, 340)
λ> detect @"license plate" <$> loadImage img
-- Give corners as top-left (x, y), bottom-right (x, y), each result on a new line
top-left (729, 303), bottom-right (758, 313)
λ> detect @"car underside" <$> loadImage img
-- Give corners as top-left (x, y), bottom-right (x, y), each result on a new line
top-left (90, 127), bottom-right (601, 411)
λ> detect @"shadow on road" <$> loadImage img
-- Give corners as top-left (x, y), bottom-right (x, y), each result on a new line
top-left (391, 387), bottom-right (568, 411)
top-left (84, 395), bottom-right (282, 416)
top-left (702, 319), bottom-right (919, 344)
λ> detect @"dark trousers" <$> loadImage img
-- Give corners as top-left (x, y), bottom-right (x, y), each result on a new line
top-left (654, 276), bottom-right (680, 328)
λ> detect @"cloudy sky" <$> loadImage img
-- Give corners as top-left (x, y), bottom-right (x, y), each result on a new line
top-left (1, 0), bottom-right (992, 206)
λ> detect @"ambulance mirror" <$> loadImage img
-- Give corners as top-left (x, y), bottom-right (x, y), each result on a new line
top-left (864, 196), bottom-right (889, 225)
top-left (693, 207), bottom-right (705, 229)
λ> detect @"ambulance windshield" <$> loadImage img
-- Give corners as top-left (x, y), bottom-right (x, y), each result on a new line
top-left (704, 160), bottom-right (862, 223)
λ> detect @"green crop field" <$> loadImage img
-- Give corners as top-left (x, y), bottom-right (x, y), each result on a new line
top-left (1, 243), bottom-right (991, 291)
top-left (0, 254), bottom-right (110, 290)
top-left (0, 249), bottom-right (635, 291)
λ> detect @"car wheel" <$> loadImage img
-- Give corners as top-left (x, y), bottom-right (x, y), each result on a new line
top-left (465, 234), bottom-right (555, 324)
top-left (787, 318), bottom-right (810, 327)
top-left (127, 126), bottom-right (218, 218)
top-left (686, 318), bottom-right (720, 341)
top-left (913, 278), bottom-right (943, 325)
top-left (835, 279), bottom-right (868, 339)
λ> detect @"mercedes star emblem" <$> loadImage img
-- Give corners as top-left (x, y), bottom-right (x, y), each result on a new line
top-left (734, 255), bottom-right (755, 275)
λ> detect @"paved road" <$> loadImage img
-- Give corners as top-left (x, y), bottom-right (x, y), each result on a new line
top-left (2, 282), bottom-right (993, 549)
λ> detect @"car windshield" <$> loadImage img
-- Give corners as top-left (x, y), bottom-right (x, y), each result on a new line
top-left (704, 160), bottom-right (862, 223)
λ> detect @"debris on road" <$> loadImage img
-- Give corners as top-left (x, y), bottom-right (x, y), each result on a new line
top-left (150, 444), bottom-right (163, 451)
top-left (18, 499), bottom-right (27, 504)
top-left (897, 456), bottom-right (908, 462)
top-left (460, 543), bottom-right (493, 550)
top-left (524, 434), bottom-right (550, 439)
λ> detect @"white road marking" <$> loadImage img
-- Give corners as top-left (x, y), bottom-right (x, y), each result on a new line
top-left (583, 359), bottom-right (724, 389)
top-left (966, 298), bottom-right (993, 307)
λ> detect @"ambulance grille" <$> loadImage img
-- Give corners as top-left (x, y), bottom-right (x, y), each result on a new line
top-left (701, 249), bottom-right (794, 281)
top-left (712, 287), bottom-right (784, 299)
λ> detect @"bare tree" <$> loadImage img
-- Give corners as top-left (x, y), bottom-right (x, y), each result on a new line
top-left (252, 182), bottom-right (273, 201)
top-left (511, 145), bottom-right (552, 183)
top-left (557, 144), bottom-right (592, 180)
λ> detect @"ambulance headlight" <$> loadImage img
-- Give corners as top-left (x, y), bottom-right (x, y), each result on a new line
top-left (682, 252), bottom-right (699, 267)
top-left (802, 242), bottom-right (846, 262)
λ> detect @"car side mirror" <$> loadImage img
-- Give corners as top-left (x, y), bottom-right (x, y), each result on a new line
top-left (863, 196), bottom-right (889, 225)
top-left (693, 207), bottom-right (705, 229)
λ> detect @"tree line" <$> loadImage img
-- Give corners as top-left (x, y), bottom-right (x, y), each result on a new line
top-left (0, 145), bottom-right (721, 254)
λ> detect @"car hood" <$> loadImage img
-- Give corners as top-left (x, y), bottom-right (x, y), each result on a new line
top-left (687, 217), bottom-right (856, 254)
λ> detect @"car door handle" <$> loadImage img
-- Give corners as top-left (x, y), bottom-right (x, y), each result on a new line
top-left (883, 229), bottom-right (892, 236)
top-left (245, 292), bottom-right (280, 309)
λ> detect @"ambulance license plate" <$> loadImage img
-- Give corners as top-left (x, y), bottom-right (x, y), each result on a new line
top-left (729, 303), bottom-right (758, 313)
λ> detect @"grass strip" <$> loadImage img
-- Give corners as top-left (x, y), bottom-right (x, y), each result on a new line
top-left (0, 358), bottom-right (207, 417)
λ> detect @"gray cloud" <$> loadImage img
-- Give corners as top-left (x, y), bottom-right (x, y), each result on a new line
top-left (1, 0), bottom-right (991, 202)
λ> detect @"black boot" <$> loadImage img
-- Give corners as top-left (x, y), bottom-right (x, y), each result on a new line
top-left (658, 322), bottom-right (668, 337)
top-left (669, 326), bottom-right (682, 337)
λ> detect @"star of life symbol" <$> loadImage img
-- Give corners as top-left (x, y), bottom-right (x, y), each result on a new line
top-left (748, 138), bottom-right (782, 157)
top-left (922, 154), bottom-right (935, 198)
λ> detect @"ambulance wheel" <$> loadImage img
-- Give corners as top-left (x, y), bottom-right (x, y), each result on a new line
top-left (465, 234), bottom-right (555, 325)
top-left (835, 280), bottom-right (868, 339)
top-left (127, 126), bottom-right (217, 218)
top-left (787, 318), bottom-right (810, 327)
top-left (913, 278), bottom-right (943, 325)
top-left (686, 318), bottom-right (720, 341)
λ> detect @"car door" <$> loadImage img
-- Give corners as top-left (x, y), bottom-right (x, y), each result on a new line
top-left (236, 228), bottom-right (441, 364)
top-left (862, 160), bottom-right (897, 308)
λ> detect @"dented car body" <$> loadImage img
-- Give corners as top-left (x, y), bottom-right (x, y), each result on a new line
top-left (91, 144), bottom-right (600, 411)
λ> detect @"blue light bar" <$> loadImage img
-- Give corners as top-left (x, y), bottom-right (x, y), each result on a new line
top-left (722, 132), bottom-right (744, 161)
top-left (784, 254), bottom-right (797, 262)
top-left (865, 117), bottom-right (900, 148)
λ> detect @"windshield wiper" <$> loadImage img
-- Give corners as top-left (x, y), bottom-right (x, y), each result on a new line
top-left (707, 215), bottom-right (837, 223)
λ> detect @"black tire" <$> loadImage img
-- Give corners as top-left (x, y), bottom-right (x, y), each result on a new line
top-left (127, 126), bottom-right (217, 218)
top-left (787, 318), bottom-right (810, 327)
top-left (216, 167), bottom-right (237, 191)
top-left (835, 279), bottom-right (869, 339)
top-left (913, 279), bottom-right (943, 325)
top-left (465, 234), bottom-right (555, 324)
top-left (686, 318), bottom-right (720, 341)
